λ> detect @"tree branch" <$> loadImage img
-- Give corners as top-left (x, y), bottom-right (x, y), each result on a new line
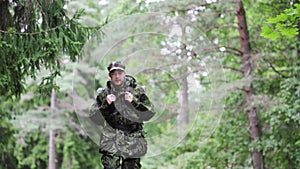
top-left (167, 2), bottom-right (218, 13)
top-left (267, 62), bottom-right (291, 78)
top-left (222, 65), bottom-right (243, 73)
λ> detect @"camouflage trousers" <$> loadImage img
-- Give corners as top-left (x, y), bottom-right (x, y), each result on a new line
top-left (99, 127), bottom-right (147, 158)
top-left (101, 154), bottom-right (141, 169)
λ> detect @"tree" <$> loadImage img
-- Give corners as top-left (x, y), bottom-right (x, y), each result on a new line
top-left (1, 0), bottom-right (103, 168)
top-left (0, 0), bottom-right (98, 98)
top-left (49, 89), bottom-right (56, 169)
top-left (129, 0), bottom-right (298, 168)
top-left (4, 0), bottom-right (299, 168)
top-left (13, 62), bottom-right (101, 169)
top-left (258, 1), bottom-right (300, 168)
top-left (236, 1), bottom-right (264, 168)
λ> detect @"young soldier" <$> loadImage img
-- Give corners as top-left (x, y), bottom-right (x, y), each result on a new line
top-left (89, 61), bottom-right (155, 169)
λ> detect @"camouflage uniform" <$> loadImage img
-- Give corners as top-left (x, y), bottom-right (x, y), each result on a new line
top-left (89, 75), bottom-right (155, 169)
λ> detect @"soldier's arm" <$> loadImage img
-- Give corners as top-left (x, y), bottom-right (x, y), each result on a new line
top-left (96, 92), bottom-right (115, 116)
top-left (130, 85), bottom-right (155, 121)
top-left (89, 88), bottom-right (114, 125)
top-left (89, 102), bottom-right (104, 125)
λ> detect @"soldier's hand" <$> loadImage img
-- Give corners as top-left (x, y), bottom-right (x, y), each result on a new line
top-left (106, 94), bottom-right (116, 105)
top-left (124, 92), bottom-right (133, 103)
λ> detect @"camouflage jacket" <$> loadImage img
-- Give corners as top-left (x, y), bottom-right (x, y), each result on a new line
top-left (89, 75), bottom-right (155, 133)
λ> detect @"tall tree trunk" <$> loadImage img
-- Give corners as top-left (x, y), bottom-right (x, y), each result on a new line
top-left (0, 0), bottom-right (12, 31)
top-left (49, 89), bottom-right (56, 169)
top-left (177, 69), bottom-right (189, 138)
top-left (176, 25), bottom-right (190, 138)
top-left (236, 1), bottom-right (264, 169)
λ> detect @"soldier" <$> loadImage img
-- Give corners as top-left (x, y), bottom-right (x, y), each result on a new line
top-left (89, 61), bottom-right (155, 169)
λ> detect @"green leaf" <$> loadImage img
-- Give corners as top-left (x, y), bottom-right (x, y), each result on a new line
top-left (295, 140), bottom-right (300, 147)
top-left (280, 28), bottom-right (299, 38)
top-left (293, 4), bottom-right (300, 19)
top-left (285, 8), bottom-right (296, 16)
top-left (275, 23), bottom-right (285, 30)
top-left (260, 25), bottom-right (279, 40)
top-left (268, 13), bottom-right (288, 24)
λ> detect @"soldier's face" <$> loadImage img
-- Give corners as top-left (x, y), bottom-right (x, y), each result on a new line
top-left (109, 70), bottom-right (126, 86)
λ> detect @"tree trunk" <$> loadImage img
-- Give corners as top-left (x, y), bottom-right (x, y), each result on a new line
top-left (0, 0), bottom-right (12, 31)
top-left (236, 1), bottom-right (264, 169)
top-left (49, 89), bottom-right (56, 169)
top-left (177, 69), bottom-right (189, 138)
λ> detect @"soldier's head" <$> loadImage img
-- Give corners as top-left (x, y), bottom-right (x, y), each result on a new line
top-left (107, 61), bottom-right (126, 86)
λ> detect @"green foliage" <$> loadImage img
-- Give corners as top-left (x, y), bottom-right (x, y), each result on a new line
top-left (261, 25), bottom-right (280, 40)
top-left (13, 125), bottom-right (101, 169)
top-left (2, 0), bottom-right (300, 168)
top-left (0, 98), bottom-right (18, 169)
top-left (0, 0), bottom-right (100, 98)
top-left (261, 4), bottom-right (300, 40)
top-left (14, 131), bottom-right (48, 169)
top-left (12, 88), bottom-right (101, 169)
top-left (9, 57), bottom-right (102, 168)
top-left (139, 1), bottom-right (300, 168)
top-left (160, 91), bottom-right (252, 169)
top-left (59, 130), bottom-right (101, 169)
top-left (1, 0), bottom-right (105, 168)
top-left (262, 76), bottom-right (300, 168)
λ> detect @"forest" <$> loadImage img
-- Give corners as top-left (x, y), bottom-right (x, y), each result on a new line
top-left (0, 0), bottom-right (299, 169)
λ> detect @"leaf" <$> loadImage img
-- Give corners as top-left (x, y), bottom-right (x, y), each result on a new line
top-left (275, 23), bottom-right (285, 30)
top-left (260, 26), bottom-right (279, 40)
top-left (285, 8), bottom-right (296, 16)
top-left (295, 4), bottom-right (300, 15)
top-left (280, 28), bottom-right (299, 38)
top-left (268, 13), bottom-right (288, 24)
top-left (295, 140), bottom-right (300, 147)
